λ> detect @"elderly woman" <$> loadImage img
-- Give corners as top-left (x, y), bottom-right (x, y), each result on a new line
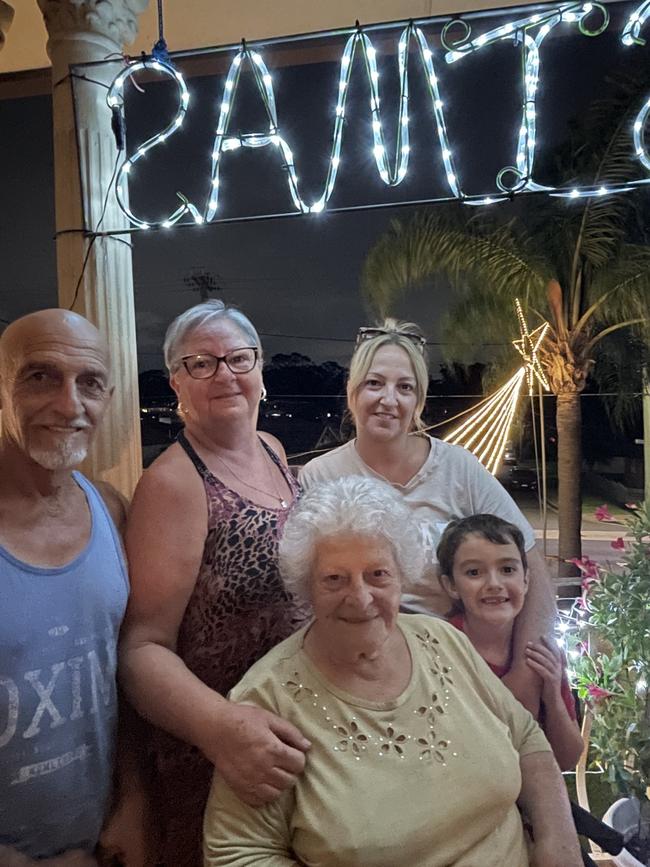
top-left (299, 320), bottom-right (556, 716)
top-left (203, 476), bottom-right (582, 867)
top-left (120, 301), bottom-right (310, 866)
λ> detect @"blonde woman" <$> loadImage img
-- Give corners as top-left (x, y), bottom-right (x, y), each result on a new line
top-left (300, 320), bottom-right (556, 716)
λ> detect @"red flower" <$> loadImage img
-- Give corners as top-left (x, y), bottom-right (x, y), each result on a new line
top-left (595, 505), bottom-right (614, 522)
top-left (610, 537), bottom-right (625, 550)
top-left (586, 684), bottom-right (613, 701)
top-left (569, 556), bottom-right (600, 583)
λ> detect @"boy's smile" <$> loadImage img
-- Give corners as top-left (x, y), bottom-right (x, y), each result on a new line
top-left (447, 533), bottom-right (529, 624)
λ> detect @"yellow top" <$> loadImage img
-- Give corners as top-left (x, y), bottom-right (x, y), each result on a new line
top-left (203, 614), bottom-right (550, 867)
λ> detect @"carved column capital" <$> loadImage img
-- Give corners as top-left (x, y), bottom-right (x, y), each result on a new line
top-left (0, 2), bottom-right (14, 51)
top-left (38, 0), bottom-right (148, 48)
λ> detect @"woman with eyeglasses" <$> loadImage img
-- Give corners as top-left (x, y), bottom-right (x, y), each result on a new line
top-left (300, 319), bottom-right (557, 718)
top-left (120, 300), bottom-right (311, 867)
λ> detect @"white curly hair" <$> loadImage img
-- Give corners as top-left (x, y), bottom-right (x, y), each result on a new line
top-left (279, 475), bottom-right (426, 604)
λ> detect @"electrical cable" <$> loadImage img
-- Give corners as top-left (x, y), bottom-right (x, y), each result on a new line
top-left (68, 150), bottom-right (122, 311)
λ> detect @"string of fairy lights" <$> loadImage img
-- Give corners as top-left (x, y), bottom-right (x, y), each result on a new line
top-left (442, 299), bottom-right (549, 475)
top-left (104, 0), bottom-right (650, 230)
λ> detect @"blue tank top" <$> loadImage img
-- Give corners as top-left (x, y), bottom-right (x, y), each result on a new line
top-left (0, 473), bottom-right (129, 859)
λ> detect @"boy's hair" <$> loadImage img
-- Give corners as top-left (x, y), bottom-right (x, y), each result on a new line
top-left (437, 514), bottom-right (528, 584)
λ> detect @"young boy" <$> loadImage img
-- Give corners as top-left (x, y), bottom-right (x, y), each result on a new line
top-left (437, 514), bottom-right (584, 771)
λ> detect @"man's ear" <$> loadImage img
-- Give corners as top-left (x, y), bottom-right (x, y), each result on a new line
top-left (439, 572), bottom-right (459, 599)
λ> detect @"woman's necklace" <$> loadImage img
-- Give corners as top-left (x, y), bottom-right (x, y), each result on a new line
top-left (212, 442), bottom-right (290, 509)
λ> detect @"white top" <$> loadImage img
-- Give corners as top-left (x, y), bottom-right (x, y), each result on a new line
top-left (299, 436), bottom-right (536, 616)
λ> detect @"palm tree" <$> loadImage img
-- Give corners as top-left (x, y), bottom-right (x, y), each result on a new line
top-left (361, 62), bottom-right (650, 575)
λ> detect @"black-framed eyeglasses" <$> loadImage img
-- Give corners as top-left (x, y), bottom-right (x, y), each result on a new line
top-left (356, 326), bottom-right (427, 351)
top-left (179, 347), bottom-right (259, 379)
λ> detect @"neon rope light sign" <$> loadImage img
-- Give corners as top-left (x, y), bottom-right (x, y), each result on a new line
top-left (105, 0), bottom-right (650, 231)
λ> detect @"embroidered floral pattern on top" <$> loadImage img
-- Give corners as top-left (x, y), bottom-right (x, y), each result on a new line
top-left (284, 676), bottom-right (315, 703)
top-left (335, 720), bottom-right (369, 756)
top-left (417, 730), bottom-right (451, 764)
top-left (378, 725), bottom-right (409, 757)
top-left (415, 692), bottom-right (446, 728)
top-left (416, 628), bottom-right (455, 689)
top-left (280, 629), bottom-right (460, 765)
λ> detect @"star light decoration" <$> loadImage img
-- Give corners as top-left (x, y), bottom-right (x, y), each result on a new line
top-left (512, 297), bottom-right (550, 394)
top-left (442, 299), bottom-right (550, 474)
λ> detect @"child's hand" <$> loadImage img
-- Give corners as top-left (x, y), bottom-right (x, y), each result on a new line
top-left (524, 636), bottom-right (563, 707)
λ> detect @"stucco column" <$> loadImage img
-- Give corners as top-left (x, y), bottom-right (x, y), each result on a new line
top-left (38, 0), bottom-right (148, 497)
top-left (0, 2), bottom-right (14, 49)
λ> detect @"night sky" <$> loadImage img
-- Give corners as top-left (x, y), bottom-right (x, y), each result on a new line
top-left (0, 0), bottom-right (644, 373)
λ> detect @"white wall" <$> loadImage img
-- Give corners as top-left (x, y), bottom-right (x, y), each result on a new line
top-left (1, 0), bottom-right (539, 74)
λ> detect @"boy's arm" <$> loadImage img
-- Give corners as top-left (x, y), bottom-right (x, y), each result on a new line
top-left (504, 546), bottom-right (557, 716)
top-left (525, 637), bottom-right (584, 771)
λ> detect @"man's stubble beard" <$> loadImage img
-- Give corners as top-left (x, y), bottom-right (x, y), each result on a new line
top-left (28, 440), bottom-right (88, 471)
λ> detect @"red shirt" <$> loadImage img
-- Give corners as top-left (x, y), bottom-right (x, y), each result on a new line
top-left (448, 613), bottom-right (577, 722)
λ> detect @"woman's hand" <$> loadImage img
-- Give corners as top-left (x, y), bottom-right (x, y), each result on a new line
top-left (525, 636), bottom-right (563, 707)
top-left (205, 702), bottom-right (311, 807)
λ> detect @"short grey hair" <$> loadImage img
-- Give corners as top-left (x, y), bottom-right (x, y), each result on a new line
top-left (163, 300), bottom-right (262, 373)
top-left (279, 476), bottom-right (426, 603)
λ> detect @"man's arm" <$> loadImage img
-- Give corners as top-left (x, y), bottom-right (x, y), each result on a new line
top-left (504, 545), bottom-right (557, 717)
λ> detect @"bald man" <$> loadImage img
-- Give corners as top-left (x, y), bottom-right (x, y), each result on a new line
top-left (0, 310), bottom-right (128, 864)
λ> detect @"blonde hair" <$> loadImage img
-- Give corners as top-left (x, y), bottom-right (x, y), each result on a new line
top-left (347, 319), bottom-right (429, 432)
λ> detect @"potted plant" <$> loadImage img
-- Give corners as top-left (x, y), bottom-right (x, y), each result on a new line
top-left (565, 503), bottom-right (650, 866)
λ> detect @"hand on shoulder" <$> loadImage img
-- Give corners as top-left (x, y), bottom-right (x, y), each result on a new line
top-left (205, 702), bottom-right (310, 806)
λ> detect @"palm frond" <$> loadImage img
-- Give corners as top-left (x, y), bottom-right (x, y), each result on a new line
top-left (362, 209), bottom-right (549, 316)
top-left (568, 56), bottom-right (650, 277)
top-left (582, 246), bottom-right (650, 333)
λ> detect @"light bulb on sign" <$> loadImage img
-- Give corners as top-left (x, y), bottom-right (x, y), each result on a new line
top-left (107, 3), bottom-right (649, 231)
top-left (106, 57), bottom-right (195, 229)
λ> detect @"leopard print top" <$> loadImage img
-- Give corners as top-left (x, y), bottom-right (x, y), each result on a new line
top-left (150, 432), bottom-right (310, 867)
